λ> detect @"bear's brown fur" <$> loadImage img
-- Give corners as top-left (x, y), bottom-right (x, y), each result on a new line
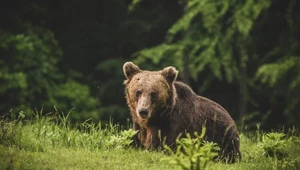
top-left (123, 62), bottom-right (241, 163)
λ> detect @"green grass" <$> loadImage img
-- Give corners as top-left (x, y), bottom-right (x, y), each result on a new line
top-left (0, 146), bottom-right (172, 170)
top-left (0, 112), bottom-right (300, 170)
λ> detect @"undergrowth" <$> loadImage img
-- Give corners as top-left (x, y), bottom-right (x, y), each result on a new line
top-left (0, 109), bottom-right (136, 152)
top-left (0, 109), bottom-right (300, 170)
top-left (161, 127), bottom-right (220, 170)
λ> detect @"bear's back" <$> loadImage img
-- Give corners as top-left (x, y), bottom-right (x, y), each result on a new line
top-left (173, 81), bottom-right (238, 140)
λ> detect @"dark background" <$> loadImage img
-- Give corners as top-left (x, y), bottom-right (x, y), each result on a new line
top-left (0, 0), bottom-right (299, 131)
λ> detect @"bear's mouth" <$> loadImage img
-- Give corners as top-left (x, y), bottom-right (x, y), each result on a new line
top-left (138, 109), bottom-right (149, 119)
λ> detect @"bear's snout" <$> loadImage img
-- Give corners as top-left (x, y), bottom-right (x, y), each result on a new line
top-left (138, 109), bottom-right (149, 119)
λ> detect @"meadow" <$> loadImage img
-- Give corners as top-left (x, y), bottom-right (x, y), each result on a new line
top-left (0, 111), bottom-right (299, 170)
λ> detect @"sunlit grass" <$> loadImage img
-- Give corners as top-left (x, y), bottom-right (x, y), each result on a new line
top-left (0, 146), bottom-right (173, 170)
top-left (0, 111), bottom-right (299, 170)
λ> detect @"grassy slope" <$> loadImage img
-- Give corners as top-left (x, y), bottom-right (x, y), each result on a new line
top-left (0, 116), bottom-right (299, 170)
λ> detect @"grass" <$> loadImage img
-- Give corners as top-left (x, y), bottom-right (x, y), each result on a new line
top-left (0, 146), bottom-right (172, 170)
top-left (0, 111), bottom-right (300, 170)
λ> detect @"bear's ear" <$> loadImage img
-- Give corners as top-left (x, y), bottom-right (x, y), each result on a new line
top-left (123, 62), bottom-right (141, 80)
top-left (161, 66), bottom-right (178, 84)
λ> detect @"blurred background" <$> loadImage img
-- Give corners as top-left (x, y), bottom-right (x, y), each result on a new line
top-left (0, 0), bottom-right (299, 131)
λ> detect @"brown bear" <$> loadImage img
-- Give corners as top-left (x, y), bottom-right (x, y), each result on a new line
top-left (123, 62), bottom-right (241, 163)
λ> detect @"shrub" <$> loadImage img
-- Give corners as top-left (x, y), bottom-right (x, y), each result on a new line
top-left (161, 127), bottom-right (220, 170)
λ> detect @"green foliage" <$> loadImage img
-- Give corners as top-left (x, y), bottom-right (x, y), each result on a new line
top-left (105, 129), bottom-right (137, 150)
top-left (255, 56), bottom-right (300, 126)
top-left (258, 132), bottom-right (288, 159)
top-left (131, 0), bottom-right (300, 129)
top-left (0, 24), bottom-right (62, 113)
top-left (51, 80), bottom-right (100, 122)
top-left (1, 114), bottom-right (300, 169)
top-left (93, 59), bottom-right (129, 125)
top-left (128, 0), bottom-right (141, 12)
top-left (133, 0), bottom-right (271, 82)
top-left (1, 0), bottom-right (300, 130)
top-left (257, 132), bottom-right (300, 170)
top-left (0, 109), bottom-right (135, 152)
top-left (161, 128), bottom-right (220, 170)
top-left (0, 23), bottom-right (100, 122)
top-left (256, 57), bottom-right (300, 88)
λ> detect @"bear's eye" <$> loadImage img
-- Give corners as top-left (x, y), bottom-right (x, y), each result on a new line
top-left (151, 91), bottom-right (158, 100)
top-left (135, 90), bottom-right (141, 98)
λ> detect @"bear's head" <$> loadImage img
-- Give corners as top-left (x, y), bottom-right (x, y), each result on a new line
top-left (123, 62), bottom-right (178, 121)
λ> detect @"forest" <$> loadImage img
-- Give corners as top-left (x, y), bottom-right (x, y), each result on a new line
top-left (0, 0), bottom-right (300, 131)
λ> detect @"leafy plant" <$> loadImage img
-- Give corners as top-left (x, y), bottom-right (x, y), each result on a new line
top-left (105, 129), bottom-right (137, 150)
top-left (258, 132), bottom-right (288, 159)
top-left (257, 132), bottom-right (300, 170)
top-left (161, 128), bottom-right (220, 170)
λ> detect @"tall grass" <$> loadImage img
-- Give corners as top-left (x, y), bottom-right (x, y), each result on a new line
top-left (0, 109), bottom-right (300, 170)
top-left (0, 109), bottom-right (135, 152)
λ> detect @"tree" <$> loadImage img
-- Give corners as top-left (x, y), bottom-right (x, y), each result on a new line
top-left (0, 23), bottom-right (100, 122)
top-left (254, 0), bottom-right (300, 128)
top-left (132, 0), bottom-right (271, 122)
top-left (0, 23), bottom-right (63, 114)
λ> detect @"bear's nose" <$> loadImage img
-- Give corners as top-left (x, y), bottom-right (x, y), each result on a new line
top-left (139, 109), bottom-right (148, 118)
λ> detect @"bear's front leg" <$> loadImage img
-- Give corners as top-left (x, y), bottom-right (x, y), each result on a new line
top-left (130, 123), bottom-right (143, 148)
top-left (146, 127), bottom-right (168, 150)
